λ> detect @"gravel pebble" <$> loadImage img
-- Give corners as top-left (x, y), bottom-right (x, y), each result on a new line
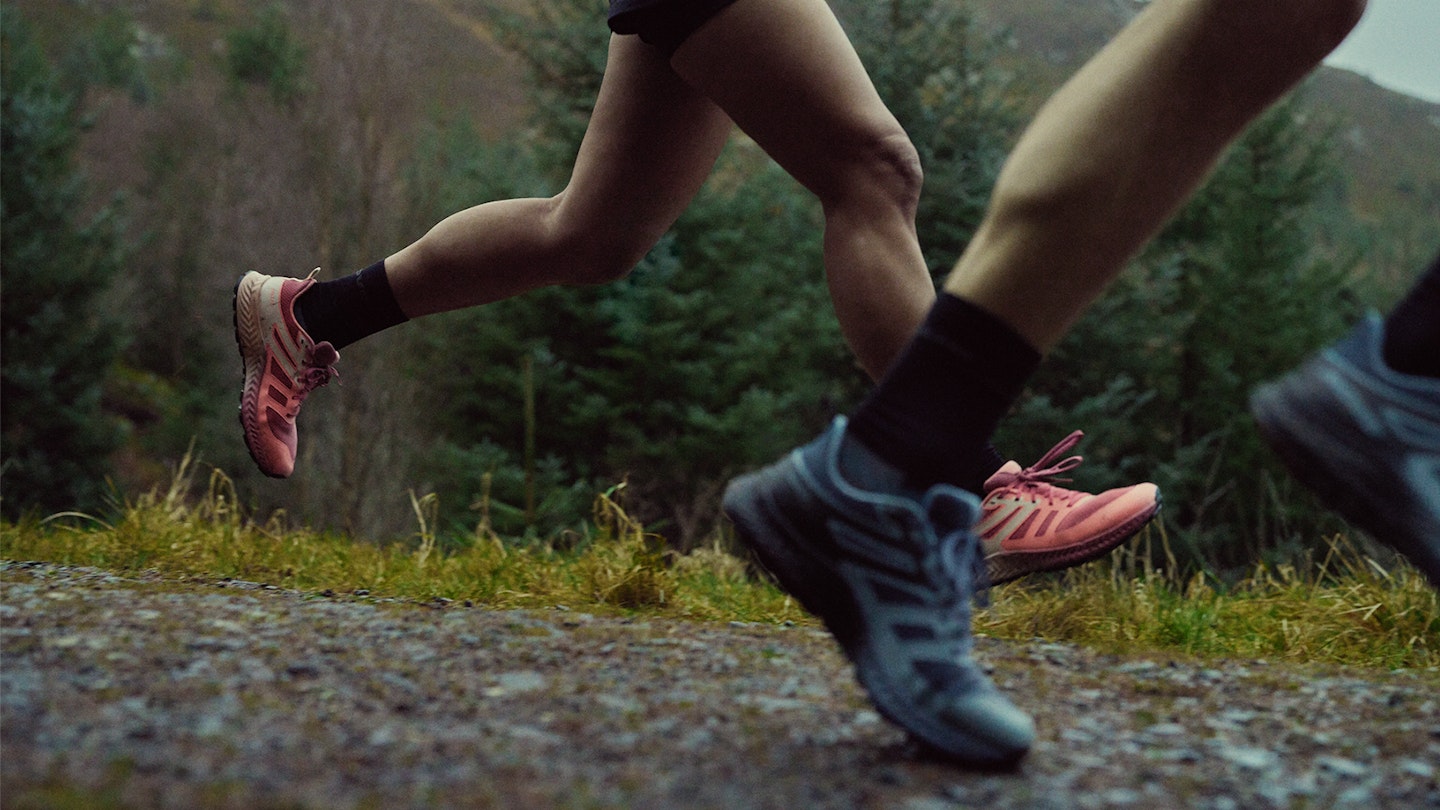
top-left (3, 561), bottom-right (1438, 809)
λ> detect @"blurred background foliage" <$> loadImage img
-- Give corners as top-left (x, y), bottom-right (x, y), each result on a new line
top-left (3, 0), bottom-right (1436, 578)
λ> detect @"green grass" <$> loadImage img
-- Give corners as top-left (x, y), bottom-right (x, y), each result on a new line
top-left (1, 459), bottom-right (804, 625)
top-left (982, 524), bottom-right (1440, 670)
top-left (3, 459), bottom-right (1436, 670)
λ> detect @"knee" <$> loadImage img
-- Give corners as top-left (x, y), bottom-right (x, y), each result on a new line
top-left (821, 127), bottom-right (925, 219)
top-left (876, 131), bottom-right (926, 217)
top-left (870, 130), bottom-right (925, 213)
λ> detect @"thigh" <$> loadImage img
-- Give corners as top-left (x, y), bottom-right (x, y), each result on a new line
top-left (555, 34), bottom-right (733, 245)
top-left (668, 0), bottom-right (907, 201)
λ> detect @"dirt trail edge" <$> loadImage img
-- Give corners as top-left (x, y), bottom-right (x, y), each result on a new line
top-left (2, 561), bottom-right (1437, 809)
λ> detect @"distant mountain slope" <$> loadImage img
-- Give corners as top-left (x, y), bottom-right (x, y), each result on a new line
top-left (965, 0), bottom-right (1440, 260)
top-left (16, 0), bottom-right (1437, 262)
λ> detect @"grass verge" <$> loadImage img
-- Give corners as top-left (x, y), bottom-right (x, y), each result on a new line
top-left (3, 460), bottom-right (1436, 669)
top-left (983, 525), bottom-right (1439, 670)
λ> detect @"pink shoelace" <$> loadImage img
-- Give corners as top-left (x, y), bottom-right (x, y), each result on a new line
top-left (284, 342), bottom-right (340, 419)
top-left (992, 430), bottom-right (1088, 507)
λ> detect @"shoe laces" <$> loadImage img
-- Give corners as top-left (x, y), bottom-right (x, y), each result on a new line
top-left (284, 341), bottom-right (340, 418)
top-left (926, 492), bottom-right (992, 627)
top-left (996, 430), bottom-right (1087, 507)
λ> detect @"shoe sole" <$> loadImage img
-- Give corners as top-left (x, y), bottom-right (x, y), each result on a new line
top-left (1251, 383), bottom-right (1440, 587)
top-left (723, 464), bottom-right (1028, 768)
top-left (984, 499), bottom-right (1162, 586)
top-left (233, 273), bottom-right (287, 479)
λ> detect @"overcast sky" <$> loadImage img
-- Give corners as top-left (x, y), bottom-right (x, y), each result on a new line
top-left (1323, 0), bottom-right (1440, 103)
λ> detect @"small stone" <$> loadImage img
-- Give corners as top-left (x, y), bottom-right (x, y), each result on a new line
top-left (494, 671), bottom-right (546, 694)
top-left (1102, 788), bottom-right (1141, 806)
top-left (1219, 746), bottom-right (1276, 770)
top-left (368, 725), bottom-right (398, 746)
top-left (736, 694), bottom-right (810, 714)
top-left (1400, 759), bottom-right (1435, 779)
top-left (1153, 748), bottom-right (1203, 763)
top-left (1146, 723), bottom-right (1186, 736)
top-left (596, 694), bottom-right (642, 714)
top-left (1316, 756), bottom-right (1368, 778)
top-left (678, 728), bottom-right (713, 750)
top-left (1335, 785), bottom-right (1375, 806)
top-left (378, 672), bottom-right (420, 695)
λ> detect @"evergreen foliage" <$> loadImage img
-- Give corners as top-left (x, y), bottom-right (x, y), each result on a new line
top-left (1, 9), bottom-right (129, 518)
top-left (225, 3), bottom-right (306, 105)
top-left (489, 0), bottom-right (609, 183)
top-left (847, 0), bottom-right (1020, 275)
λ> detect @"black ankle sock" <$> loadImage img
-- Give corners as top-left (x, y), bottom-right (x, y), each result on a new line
top-left (294, 261), bottom-right (409, 350)
top-left (1382, 250), bottom-right (1440, 379)
top-left (848, 293), bottom-right (1041, 494)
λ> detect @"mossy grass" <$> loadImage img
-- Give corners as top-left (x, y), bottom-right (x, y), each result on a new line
top-left (0, 458), bottom-right (803, 625)
top-left (3, 458), bottom-right (1435, 670)
top-left (982, 523), bottom-right (1439, 670)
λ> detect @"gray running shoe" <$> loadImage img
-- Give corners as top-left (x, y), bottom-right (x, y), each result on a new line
top-left (723, 418), bottom-right (1034, 766)
top-left (1251, 315), bottom-right (1440, 587)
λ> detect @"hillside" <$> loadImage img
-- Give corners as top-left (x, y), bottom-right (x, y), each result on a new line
top-left (965, 0), bottom-right (1440, 270)
top-left (12, 0), bottom-right (1437, 218)
top-left (18, 0), bottom-right (1436, 269)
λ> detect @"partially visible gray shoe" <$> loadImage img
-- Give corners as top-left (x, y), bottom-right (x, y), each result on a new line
top-left (723, 417), bottom-right (1034, 767)
top-left (1251, 314), bottom-right (1440, 588)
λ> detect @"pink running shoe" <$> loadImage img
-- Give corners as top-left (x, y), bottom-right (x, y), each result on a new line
top-left (978, 431), bottom-right (1160, 585)
top-left (233, 269), bottom-right (339, 478)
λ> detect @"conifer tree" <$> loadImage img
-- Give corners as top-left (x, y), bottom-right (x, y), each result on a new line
top-left (1, 9), bottom-right (130, 518)
top-left (846, 0), bottom-right (1020, 276)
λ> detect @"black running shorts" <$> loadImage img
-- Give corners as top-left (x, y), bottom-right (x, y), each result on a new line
top-left (608, 0), bottom-right (744, 56)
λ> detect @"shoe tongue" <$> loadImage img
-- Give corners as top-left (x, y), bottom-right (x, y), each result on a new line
top-left (983, 461), bottom-right (1022, 492)
top-left (924, 486), bottom-right (980, 535)
top-left (309, 342), bottom-right (340, 366)
top-left (832, 432), bottom-right (911, 495)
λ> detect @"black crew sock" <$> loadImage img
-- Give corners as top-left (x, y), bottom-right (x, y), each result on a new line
top-left (293, 261), bottom-right (409, 351)
top-left (847, 293), bottom-right (1041, 494)
top-left (1382, 250), bottom-right (1440, 379)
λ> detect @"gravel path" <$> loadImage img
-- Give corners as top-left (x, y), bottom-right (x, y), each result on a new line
top-left (3, 560), bottom-right (1438, 809)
